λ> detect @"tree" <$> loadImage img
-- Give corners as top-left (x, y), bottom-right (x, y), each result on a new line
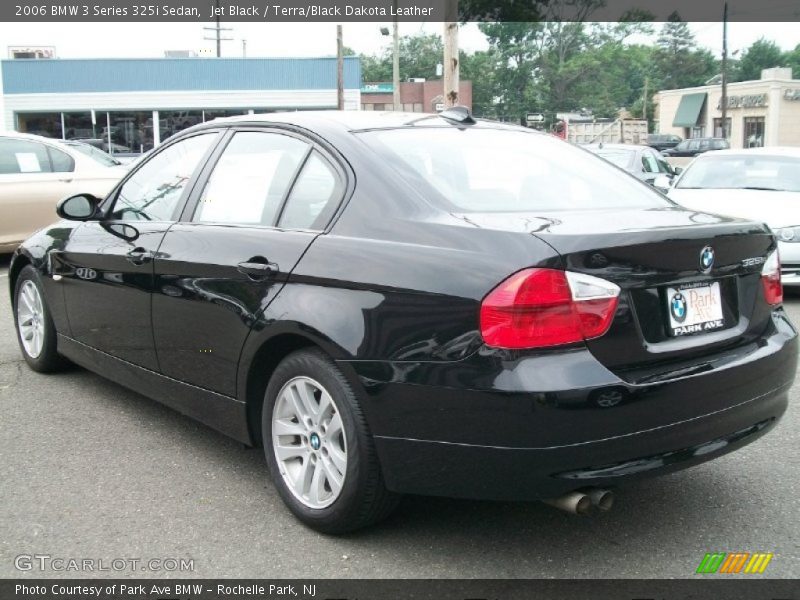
top-left (460, 49), bottom-right (497, 117)
top-left (735, 38), bottom-right (785, 81)
top-left (360, 33), bottom-right (444, 83)
top-left (653, 14), bottom-right (717, 90)
top-left (784, 43), bottom-right (800, 79)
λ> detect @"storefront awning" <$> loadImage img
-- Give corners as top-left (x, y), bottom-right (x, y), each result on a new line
top-left (672, 92), bottom-right (707, 127)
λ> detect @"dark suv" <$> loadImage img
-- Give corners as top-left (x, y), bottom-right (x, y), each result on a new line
top-left (646, 133), bottom-right (682, 152)
top-left (661, 137), bottom-right (730, 157)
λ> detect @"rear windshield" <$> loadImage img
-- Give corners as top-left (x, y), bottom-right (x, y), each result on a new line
top-left (66, 142), bottom-right (121, 167)
top-left (677, 154), bottom-right (800, 192)
top-left (358, 127), bottom-right (668, 212)
top-left (588, 148), bottom-right (635, 170)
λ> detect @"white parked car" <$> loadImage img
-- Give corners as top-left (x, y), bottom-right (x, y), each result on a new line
top-left (0, 132), bottom-right (128, 253)
top-left (668, 147), bottom-right (800, 285)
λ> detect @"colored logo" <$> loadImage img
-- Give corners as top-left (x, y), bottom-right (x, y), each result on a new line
top-left (310, 433), bottom-right (321, 451)
top-left (696, 552), bottom-right (773, 574)
top-left (670, 292), bottom-right (687, 323)
top-left (700, 245), bottom-right (715, 272)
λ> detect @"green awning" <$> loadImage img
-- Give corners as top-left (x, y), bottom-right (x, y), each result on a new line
top-left (673, 92), bottom-right (707, 127)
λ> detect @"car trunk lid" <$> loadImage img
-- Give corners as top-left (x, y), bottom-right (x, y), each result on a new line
top-left (455, 206), bottom-right (776, 377)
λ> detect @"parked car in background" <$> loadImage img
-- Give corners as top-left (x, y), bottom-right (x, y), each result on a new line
top-left (0, 132), bottom-right (127, 253)
top-left (646, 133), bottom-right (682, 152)
top-left (661, 137), bottom-right (730, 158)
top-left (9, 110), bottom-right (796, 533)
top-left (668, 147), bottom-right (800, 286)
top-left (584, 143), bottom-right (677, 192)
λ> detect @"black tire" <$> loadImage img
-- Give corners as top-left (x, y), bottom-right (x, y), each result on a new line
top-left (262, 348), bottom-right (400, 534)
top-left (13, 265), bottom-right (68, 373)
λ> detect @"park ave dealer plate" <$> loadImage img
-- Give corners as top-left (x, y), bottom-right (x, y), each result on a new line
top-left (666, 281), bottom-right (725, 336)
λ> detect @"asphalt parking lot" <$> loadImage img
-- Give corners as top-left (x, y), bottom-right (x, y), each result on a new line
top-left (0, 255), bottom-right (798, 579)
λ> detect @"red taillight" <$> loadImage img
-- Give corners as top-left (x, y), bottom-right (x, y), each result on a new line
top-left (762, 249), bottom-right (783, 305)
top-left (479, 268), bottom-right (620, 349)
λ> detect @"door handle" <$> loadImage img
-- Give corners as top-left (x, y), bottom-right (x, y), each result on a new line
top-left (126, 247), bottom-right (153, 265)
top-left (237, 259), bottom-right (278, 280)
top-left (58, 178), bottom-right (73, 184)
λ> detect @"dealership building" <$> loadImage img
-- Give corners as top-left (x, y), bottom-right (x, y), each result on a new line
top-left (0, 56), bottom-right (361, 154)
top-left (655, 68), bottom-right (800, 148)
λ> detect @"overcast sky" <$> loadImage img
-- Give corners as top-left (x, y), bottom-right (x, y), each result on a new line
top-left (0, 21), bottom-right (797, 62)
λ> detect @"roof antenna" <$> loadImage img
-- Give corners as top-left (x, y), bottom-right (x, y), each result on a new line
top-left (439, 106), bottom-right (476, 125)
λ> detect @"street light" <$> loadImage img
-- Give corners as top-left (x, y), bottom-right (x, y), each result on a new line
top-left (379, 10), bottom-right (400, 111)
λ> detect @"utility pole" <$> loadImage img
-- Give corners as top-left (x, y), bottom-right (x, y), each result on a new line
top-left (392, 0), bottom-right (400, 111)
top-left (203, 0), bottom-right (233, 58)
top-left (721, 1), bottom-right (729, 138)
top-left (643, 76), bottom-right (648, 121)
top-left (336, 25), bottom-right (344, 110)
top-left (443, 20), bottom-right (459, 108)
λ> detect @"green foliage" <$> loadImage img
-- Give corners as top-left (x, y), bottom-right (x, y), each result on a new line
top-left (652, 16), bottom-right (717, 90)
top-left (361, 33), bottom-right (444, 83)
top-left (734, 38), bottom-right (785, 81)
top-left (356, 23), bottom-right (788, 126)
top-left (785, 44), bottom-right (800, 79)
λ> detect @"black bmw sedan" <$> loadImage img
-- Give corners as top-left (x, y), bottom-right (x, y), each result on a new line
top-left (9, 109), bottom-right (797, 533)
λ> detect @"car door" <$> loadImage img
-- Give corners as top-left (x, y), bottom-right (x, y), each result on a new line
top-left (0, 136), bottom-right (78, 250)
top-left (57, 131), bottom-right (220, 370)
top-left (151, 128), bottom-right (346, 396)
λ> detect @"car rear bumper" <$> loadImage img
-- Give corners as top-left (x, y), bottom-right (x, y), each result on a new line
top-left (344, 310), bottom-right (796, 500)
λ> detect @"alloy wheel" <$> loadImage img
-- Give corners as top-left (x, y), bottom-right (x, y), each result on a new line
top-left (272, 376), bottom-right (348, 509)
top-left (17, 280), bottom-right (45, 359)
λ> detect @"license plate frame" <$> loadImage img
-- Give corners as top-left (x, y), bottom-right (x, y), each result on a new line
top-left (665, 281), bottom-right (726, 337)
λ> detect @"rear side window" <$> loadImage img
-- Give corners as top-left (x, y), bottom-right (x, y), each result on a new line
top-left (0, 138), bottom-right (52, 174)
top-left (278, 151), bottom-right (342, 230)
top-left (194, 131), bottom-right (309, 226)
top-left (110, 133), bottom-right (216, 221)
top-left (47, 146), bottom-right (75, 172)
top-left (359, 128), bottom-right (668, 213)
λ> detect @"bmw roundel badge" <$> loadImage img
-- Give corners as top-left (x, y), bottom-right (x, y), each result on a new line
top-left (700, 245), bottom-right (715, 272)
top-left (670, 292), bottom-right (688, 323)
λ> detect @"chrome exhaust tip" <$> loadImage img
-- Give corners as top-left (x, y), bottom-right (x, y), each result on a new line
top-left (587, 488), bottom-right (614, 512)
top-left (543, 491), bottom-right (592, 515)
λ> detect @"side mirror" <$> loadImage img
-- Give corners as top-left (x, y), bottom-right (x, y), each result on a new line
top-left (672, 166), bottom-right (683, 175)
top-left (652, 175), bottom-right (672, 191)
top-left (56, 194), bottom-right (101, 221)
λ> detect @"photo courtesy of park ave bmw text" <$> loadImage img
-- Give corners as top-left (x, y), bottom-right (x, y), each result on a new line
top-left (1, 0), bottom-right (800, 598)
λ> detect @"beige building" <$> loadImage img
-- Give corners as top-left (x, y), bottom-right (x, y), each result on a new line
top-left (655, 68), bottom-right (800, 149)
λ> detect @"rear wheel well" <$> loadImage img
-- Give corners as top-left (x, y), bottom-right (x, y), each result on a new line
top-left (245, 334), bottom-right (318, 447)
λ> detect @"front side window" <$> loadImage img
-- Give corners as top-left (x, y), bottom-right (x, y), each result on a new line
top-left (110, 133), bottom-right (216, 221)
top-left (194, 131), bottom-right (309, 226)
top-left (641, 152), bottom-right (660, 173)
top-left (359, 128), bottom-right (668, 213)
top-left (0, 138), bottom-right (53, 174)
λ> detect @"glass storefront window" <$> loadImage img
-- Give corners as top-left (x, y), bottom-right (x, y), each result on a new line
top-left (16, 113), bottom-right (63, 139)
top-left (63, 112), bottom-right (97, 141)
top-left (744, 117), bottom-right (765, 148)
top-left (713, 117), bottom-right (731, 139)
top-left (202, 109), bottom-right (248, 122)
top-left (106, 111), bottom-right (154, 154)
top-left (159, 110), bottom-right (203, 141)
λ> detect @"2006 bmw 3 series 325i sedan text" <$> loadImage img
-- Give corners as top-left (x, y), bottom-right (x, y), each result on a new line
top-left (9, 109), bottom-right (797, 532)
